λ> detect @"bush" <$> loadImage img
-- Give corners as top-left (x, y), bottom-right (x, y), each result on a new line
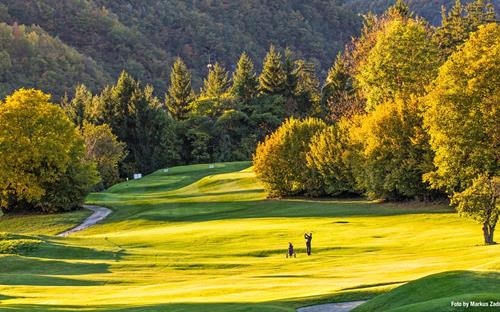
top-left (306, 120), bottom-right (357, 196)
top-left (253, 117), bottom-right (326, 197)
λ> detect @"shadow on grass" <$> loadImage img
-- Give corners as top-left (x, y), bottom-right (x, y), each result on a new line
top-left (0, 253), bottom-right (111, 286)
top-left (0, 274), bottom-right (107, 286)
top-left (125, 199), bottom-right (453, 224)
top-left (0, 288), bottom-right (384, 311)
top-left (34, 238), bottom-right (125, 261)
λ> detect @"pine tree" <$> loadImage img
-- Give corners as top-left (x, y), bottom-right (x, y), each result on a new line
top-left (283, 48), bottom-right (298, 98)
top-left (201, 62), bottom-right (230, 98)
top-left (63, 84), bottom-right (93, 129)
top-left (387, 0), bottom-right (412, 19)
top-left (320, 53), bottom-right (361, 122)
top-left (231, 52), bottom-right (258, 100)
top-left (96, 72), bottom-right (179, 176)
top-left (434, 0), bottom-right (496, 58)
top-left (166, 58), bottom-right (194, 120)
top-left (259, 45), bottom-right (286, 95)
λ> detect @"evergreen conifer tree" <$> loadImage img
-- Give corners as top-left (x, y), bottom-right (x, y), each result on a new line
top-left (166, 58), bottom-right (194, 120)
top-left (283, 48), bottom-right (298, 98)
top-left (63, 84), bottom-right (93, 129)
top-left (259, 45), bottom-right (286, 95)
top-left (231, 52), bottom-right (258, 100)
top-left (201, 62), bottom-right (230, 98)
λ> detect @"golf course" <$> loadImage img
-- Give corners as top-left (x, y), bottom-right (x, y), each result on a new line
top-left (1, 162), bottom-right (499, 311)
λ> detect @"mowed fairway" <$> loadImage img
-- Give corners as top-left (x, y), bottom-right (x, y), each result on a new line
top-left (1, 162), bottom-right (499, 311)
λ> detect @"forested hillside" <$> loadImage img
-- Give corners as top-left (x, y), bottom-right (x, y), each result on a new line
top-left (1, 0), bottom-right (497, 98)
top-left (341, 0), bottom-right (500, 24)
top-left (0, 0), bottom-right (359, 98)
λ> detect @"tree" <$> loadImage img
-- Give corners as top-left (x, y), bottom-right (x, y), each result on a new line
top-left (294, 59), bottom-right (320, 117)
top-left (306, 121), bottom-right (356, 196)
top-left (355, 18), bottom-right (440, 110)
top-left (423, 23), bottom-right (499, 194)
top-left (231, 52), bottom-right (258, 101)
top-left (95, 72), bottom-right (180, 176)
top-left (349, 98), bottom-right (435, 200)
top-left (253, 117), bottom-right (327, 197)
top-left (434, 0), bottom-right (496, 59)
top-left (0, 89), bottom-right (98, 214)
top-left (166, 58), bottom-right (194, 120)
top-left (62, 84), bottom-right (94, 128)
top-left (201, 62), bottom-right (230, 98)
top-left (259, 45), bottom-right (286, 95)
top-left (451, 175), bottom-right (499, 245)
top-left (283, 48), bottom-right (298, 99)
top-left (82, 123), bottom-right (127, 190)
top-left (320, 53), bottom-right (362, 122)
top-left (386, 0), bottom-right (412, 19)
top-left (424, 24), bottom-right (499, 243)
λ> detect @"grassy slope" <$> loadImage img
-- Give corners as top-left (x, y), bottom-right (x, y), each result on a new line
top-left (0, 161), bottom-right (499, 311)
top-left (354, 262), bottom-right (500, 312)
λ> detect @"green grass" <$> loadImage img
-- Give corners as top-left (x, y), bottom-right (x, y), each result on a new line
top-left (354, 262), bottom-right (500, 312)
top-left (0, 161), bottom-right (499, 311)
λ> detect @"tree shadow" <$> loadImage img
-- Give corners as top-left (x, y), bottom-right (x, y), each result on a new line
top-left (0, 253), bottom-right (112, 287)
top-left (0, 288), bottom-right (384, 311)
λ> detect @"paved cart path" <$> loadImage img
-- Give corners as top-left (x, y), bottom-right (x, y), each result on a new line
top-left (297, 300), bottom-right (367, 312)
top-left (57, 205), bottom-right (112, 237)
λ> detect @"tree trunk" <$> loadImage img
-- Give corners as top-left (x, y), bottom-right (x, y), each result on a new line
top-left (483, 221), bottom-right (497, 245)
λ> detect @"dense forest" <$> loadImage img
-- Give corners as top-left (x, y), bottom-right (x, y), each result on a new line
top-left (1, 0), bottom-right (498, 98)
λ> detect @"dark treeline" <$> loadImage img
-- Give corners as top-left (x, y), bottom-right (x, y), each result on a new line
top-left (62, 44), bottom-right (325, 178)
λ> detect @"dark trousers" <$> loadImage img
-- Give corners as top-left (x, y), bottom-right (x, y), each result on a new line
top-left (306, 243), bottom-right (311, 255)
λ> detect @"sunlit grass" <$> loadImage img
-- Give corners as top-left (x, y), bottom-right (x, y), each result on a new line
top-left (0, 161), bottom-right (498, 311)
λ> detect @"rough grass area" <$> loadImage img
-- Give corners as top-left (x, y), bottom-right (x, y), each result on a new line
top-left (0, 209), bottom-right (92, 235)
top-left (0, 162), bottom-right (498, 311)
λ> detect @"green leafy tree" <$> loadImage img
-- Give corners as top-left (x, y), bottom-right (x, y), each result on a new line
top-left (423, 23), bottom-right (499, 194)
top-left (166, 58), bottom-right (194, 120)
top-left (231, 52), bottom-right (258, 101)
top-left (82, 122), bottom-right (127, 190)
top-left (355, 18), bottom-right (440, 110)
top-left (259, 45), bottom-right (286, 95)
top-left (0, 89), bottom-right (98, 214)
top-left (425, 24), bottom-right (499, 243)
top-left (451, 175), bottom-right (499, 245)
top-left (253, 117), bottom-right (327, 197)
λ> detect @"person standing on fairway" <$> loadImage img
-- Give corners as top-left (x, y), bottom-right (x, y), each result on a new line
top-left (304, 232), bottom-right (312, 256)
top-left (287, 242), bottom-right (296, 258)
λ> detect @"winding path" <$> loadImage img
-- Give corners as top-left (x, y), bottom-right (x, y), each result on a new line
top-left (297, 301), bottom-right (367, 312)
top-left (57, 205), bottom-right (112, 237)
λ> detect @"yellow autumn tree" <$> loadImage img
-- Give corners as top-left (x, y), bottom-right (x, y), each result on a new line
top-left (253, 117), bottom-right (326, 197)
top-left (424, 23), bottom-right (500, 244)
top-left (0, 89), bottom-right (99, 213)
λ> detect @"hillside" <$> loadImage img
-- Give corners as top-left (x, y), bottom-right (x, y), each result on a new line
top-left (0, 0), bottom-right (497, 99)
top-left (0, 0), bottom-right (359, 98)
top-left (341, 0), bottom-right (500, 24)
